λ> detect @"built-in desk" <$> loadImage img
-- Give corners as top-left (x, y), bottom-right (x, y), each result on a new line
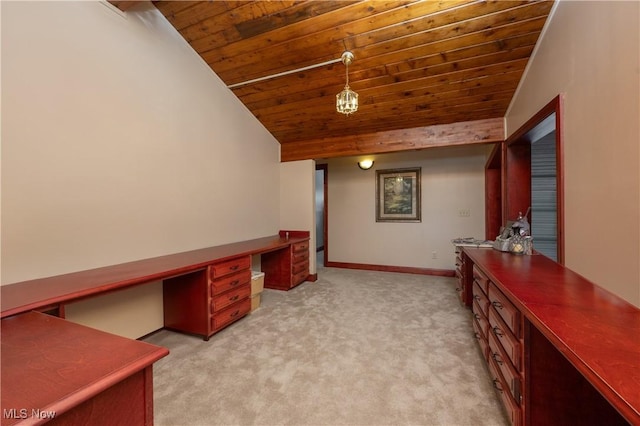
top-left (462, 248), bottom-right (639, 425)
top-left (1, 231), bottom-right (311, 320)
top-left (1, 231), bottom-right (311, 425)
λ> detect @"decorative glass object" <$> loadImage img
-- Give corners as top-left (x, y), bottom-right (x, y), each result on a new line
top-left (510, 233), bottom-right (526, 255)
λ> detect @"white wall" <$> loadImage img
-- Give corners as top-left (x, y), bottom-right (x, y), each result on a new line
top-left (280, 160), bottom-right (316, 274)
top-left (326, 146), bottom-right (488, 270)
top-left (506, 0), bottom-right (640, 306)
top-left (1, 1), bottom-right (281, 336)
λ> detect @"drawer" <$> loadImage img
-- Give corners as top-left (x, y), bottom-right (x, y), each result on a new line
top-left (489, 308), bottom-right (521, 371)
top-left (488, 282), bottom-right (520, 337)
top-left (472, 265), bottom-right (489, 294)
top-left (489, 331), bottom-right (521, 403)
top-left (209, 256), bottom-right (250, 279)
top-left (211, 298), bottom-right (250, 332)
top-left (488, 355), bottom-right (522, 426)
top-left (472, 281), bottom-right (489, 316)
top-left (472, 318), bottom-right (489, 362)
top-left (210, 269), bottom-right (251, 296)
top-left (292, 250), bottom-right (309, 264)
top-left (292, 269), bottom-right (308, 286)
top-left (472, 299), bottom-right (490, 339)
top-left (292, 241), bottom-right (309, 253)
top-left (211, 284), bottom-right (250, 312)
top-left (292, 260), bottom-right (309, 275)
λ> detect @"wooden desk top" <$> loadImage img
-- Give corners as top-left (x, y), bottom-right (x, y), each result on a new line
top-left (1, 311), bottom-right (169, 425)
top-left (462, 248), bottom-right (640, 424)
top-left (1, 233), bottom-right (309, 319)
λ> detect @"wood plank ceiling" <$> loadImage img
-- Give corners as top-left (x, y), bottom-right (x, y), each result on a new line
top-left (148, 0), bottom-right (555, 161)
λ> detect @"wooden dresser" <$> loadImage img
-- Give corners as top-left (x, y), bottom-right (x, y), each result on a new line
top-left (163, 254), bottom-right (253, 340)
top-left (472, 265), bottom-right (523, 425)
top-left (261, 231), bottom-right (310, 291)
top-left (454, 246), bottom-right (472, 306)
top-left (462, 248), bottom-right (639, 426)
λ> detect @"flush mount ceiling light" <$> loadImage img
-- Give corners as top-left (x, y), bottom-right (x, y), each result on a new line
top-left (336, 51), bottom-right (358, 115)
top-left (358, 159), bottom-right (374, 170)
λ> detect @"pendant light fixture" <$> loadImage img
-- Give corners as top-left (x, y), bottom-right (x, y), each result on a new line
top-left (336, 51), bottom-right (358, 115)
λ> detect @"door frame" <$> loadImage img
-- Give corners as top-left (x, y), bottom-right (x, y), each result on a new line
top-left (505, 94), bottom-right (565, 264)
top-left (315, 163), bottom-right (328, 267)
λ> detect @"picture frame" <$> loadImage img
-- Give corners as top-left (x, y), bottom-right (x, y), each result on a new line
top-left (375, 167), bottom-right (421, 222)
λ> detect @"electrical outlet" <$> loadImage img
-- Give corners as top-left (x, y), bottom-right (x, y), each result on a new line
top-left (431, 251), bottom-right (437, 259)
top-left (458, 208), bottom-right (471, 217)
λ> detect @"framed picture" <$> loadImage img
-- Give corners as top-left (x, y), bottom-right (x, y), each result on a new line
top-left (375, 167), bottom-right (421, 222)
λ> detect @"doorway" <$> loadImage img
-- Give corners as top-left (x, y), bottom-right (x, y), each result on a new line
top-left (315, 164), bottom-right (327, 267)
top-left (505, 95), bottom-right (564, 263)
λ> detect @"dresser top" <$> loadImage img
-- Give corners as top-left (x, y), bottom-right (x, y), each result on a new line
top-left (463, 247), bottom-right (640, 423)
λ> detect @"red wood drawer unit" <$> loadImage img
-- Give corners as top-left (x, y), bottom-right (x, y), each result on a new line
top-left (208, 255), bottom-right (251, 336)
top-left (473, 281), bottom-right (490, 315)
top-left (473, 299), bottom-right (490, 340)
top-left (211, 297), bottom-right (251, 333)
top-left (211, 284), bottom-right (251, 312)
top-left (473, 314), bottom-right (490, 362)
top-left (489, 330), bottom-right (522, 402)
top-left (471, 270), bottom-right (490, 363)
top-left (489, 308), bottom-right (522, 371)
top-left (210, 256), bottom-right (251, 279)
top-left (455, 248), bottom-right (464, 304)
top-left (163, 255), bottom-right (251, 340)
top-left (473, 265), bottom-right (490, 294)
top-left (290, 241), bottom-right (309, 287)
top-left (488, 283), bottom-right (521, 338)
top-left (210, 269), bottom-right (251, 295)
top-left (468, 260), bottom-right (525, 426)
top-left (454, 247), bottom-right (473, 307)
top-left (262, 236), bottom-right (311, 291)
top-left (488, 354), bottom-right (522, 426)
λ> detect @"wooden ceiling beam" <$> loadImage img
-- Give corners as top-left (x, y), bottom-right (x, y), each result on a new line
top-left (280, 118), bottom-right (504, 161)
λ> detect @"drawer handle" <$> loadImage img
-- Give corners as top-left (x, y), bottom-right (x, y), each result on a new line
top-left (492, 379), bottom-right (503, 393)
top-left (492, 352), bottom-right (503, 365)
top-left (455, 287), bottom-right (462, 292)
top-left (474, 332), bottom-right (481, 340)
top-left (229, 295), bottom-right (239, 302)
top-left (230, 280), bottom-right (240, 286)
top-left (230, 265), bottom-right (240, 271)
top-left (474, 295), bottom-right (481, 301)
top-left (492, 301), bottom-right (503, 310)
top-left (230, 310), bottom-right (240, 318)
top-left (474, 313), bottom-right (481, 321)
top-left (493, 326), bottom-right (504, 337)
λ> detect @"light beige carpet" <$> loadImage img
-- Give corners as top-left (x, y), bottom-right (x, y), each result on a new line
top-left (144, 266), bottom-right (508, 426)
